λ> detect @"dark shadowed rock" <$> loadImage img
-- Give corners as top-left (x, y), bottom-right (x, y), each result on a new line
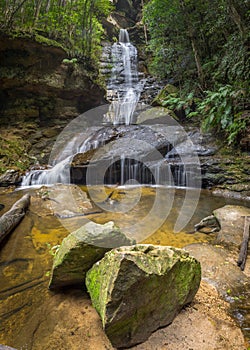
top-left (0, 169), bottom-right (22, 187)
top-left (49, 221), bottom-right (134, 289)
top-left (86, 244), bottom-right (201, 348)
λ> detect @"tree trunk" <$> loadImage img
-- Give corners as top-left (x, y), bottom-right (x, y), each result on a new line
top-left (227, 0), bottom-right (246, 37)
top-left (237, 216), bottom-right (250, 271)
top-left (179, 0), bottom-right (205, 88)
top-left (4, 0), bottom-right (29, 28)
top-left (34, 0), bottom-right (43, 26)
top-left (0, 194), bottom-right (30, 245)
top-left (190, 36), bottom-right (205, 87)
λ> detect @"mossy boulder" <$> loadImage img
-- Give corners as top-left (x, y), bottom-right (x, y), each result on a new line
top-left (136, 106), bottom-right (178, 124)
top-left (86, 244), bottom-right (201, 348)
top-left (49, 221), bottom-right (134, 289)
top-left (151, 84), bottom-right (178, 107)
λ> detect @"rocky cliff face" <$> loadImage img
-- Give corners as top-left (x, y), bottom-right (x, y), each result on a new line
top-left (0, 32), bottom-right (106, 167)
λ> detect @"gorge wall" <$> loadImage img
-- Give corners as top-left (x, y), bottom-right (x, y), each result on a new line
top-left (0, 32), bottom-right (106, 167)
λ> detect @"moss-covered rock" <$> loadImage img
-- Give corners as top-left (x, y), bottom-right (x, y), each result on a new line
top-left (86, 244), bottom-right (201, 348)
top-left (151, 84), bottom-right (178, 107)
top-left (49, 221), bottom-right (134, 289)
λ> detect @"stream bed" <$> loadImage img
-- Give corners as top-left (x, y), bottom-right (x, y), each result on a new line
top-left (0, 185), bottom-right (249, 349)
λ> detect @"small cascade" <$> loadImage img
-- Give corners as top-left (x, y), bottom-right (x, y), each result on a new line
top-left (21, 129), bottom-right (104, 186)
top-left (104, 29), bottom-right (144, 125)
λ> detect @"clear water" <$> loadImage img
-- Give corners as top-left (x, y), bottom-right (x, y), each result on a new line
top-left (0, 185), bottom-right (249, 348)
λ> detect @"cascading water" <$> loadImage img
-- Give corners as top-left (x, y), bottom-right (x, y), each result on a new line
top-left (21, 29), bottom-right (194, 188)
top-left (21, 29), bottom-right (145, 186)
top-left (104, 28), bottom-right (144, 125)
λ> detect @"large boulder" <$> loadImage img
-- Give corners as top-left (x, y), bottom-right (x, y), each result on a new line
top-left (86, 244), bottom-right (201, 348)
top-left (49, 221), bottom-right (134, 289)
top-left (213, 205), bottom-right (250, 247)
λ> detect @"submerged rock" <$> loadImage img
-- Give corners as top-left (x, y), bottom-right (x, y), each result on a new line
top-left (86, 244), bottom-right (201, 348)
top-left (49, 221), bottom-right (134, 289)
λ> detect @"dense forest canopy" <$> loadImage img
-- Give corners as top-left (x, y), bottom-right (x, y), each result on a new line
top-left (0, 0), bottom-right (113, 59)
top-left (143, 0), bottom-right (250, 144)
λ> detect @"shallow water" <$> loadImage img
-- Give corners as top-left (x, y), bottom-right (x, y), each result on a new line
top-left (0, 185), bottom-right (249, 348)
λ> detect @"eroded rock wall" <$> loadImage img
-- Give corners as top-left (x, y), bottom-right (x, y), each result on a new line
top-left (0, 32), bottom-right (106, 166)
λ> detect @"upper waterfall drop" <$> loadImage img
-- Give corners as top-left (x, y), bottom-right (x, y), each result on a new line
top-left (119, 28), bottom-right (130, 43)
top-left (104, 29), bottom-right (144, 125)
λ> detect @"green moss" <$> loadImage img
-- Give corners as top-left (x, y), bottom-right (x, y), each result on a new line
top-left (34, 34), bottom-right (65, 49)
top-left (0, 133), bottom-right (33, 174)
top-left (86, 245), bottom-right (201, 346)
top-left (5, 29), bottom-right (66, 50)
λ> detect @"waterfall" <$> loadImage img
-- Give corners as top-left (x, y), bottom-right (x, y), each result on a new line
top-left (21, 29), bottom-right (194, 188)
top-left (104, 29), bottom-right (144, 125)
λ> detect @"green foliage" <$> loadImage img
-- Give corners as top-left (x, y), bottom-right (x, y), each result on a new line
top-left (198, 85), bottom-right (249, 144)
top-left (143, 0), bottom-right (249, 88)
top-left (0, 0), bottom-right (113, 62)
top-left (144, 0), bottom-right (250, 145)
top-left (46, 242), bottom-right (61, 257)
top-left (162, 92), bottom-right (198, 118)
top-left (62, 58), bottom-right (78, 65)
top-left (162, 84), bottom-right (249, 145)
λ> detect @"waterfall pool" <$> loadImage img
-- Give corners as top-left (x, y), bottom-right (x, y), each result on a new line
top-left (0, 185), bottom-right (249, 348)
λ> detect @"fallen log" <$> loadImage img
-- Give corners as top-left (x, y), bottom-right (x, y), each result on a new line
top-left (237, 216), bottom-right (250, 271)
top-left (0, 194), bottom-right (30, 245)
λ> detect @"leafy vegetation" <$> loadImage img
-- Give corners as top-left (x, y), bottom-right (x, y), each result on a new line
top-left (143, 0), bottom-right (250, 144)
top-left (0, 0), bottom-right (113, 61)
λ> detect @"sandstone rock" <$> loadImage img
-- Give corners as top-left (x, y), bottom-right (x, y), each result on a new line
top-left (49, 221), bottom-right (134, 289)
top-left (213, 205), bottom-right (250, 246)
top-left (86, 244), bottom-right (201, 348)
top-left (184, 243), bottom-right (249, 295)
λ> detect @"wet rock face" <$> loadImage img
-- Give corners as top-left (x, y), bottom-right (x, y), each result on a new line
top-left (49, 221), bottom-right (134, 289)
top-left (70, 123), bottom-right (174, 185)
top-left (86, 244), bottom-right (201, 348)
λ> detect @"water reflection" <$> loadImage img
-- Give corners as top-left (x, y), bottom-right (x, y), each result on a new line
top-left (0, 185), bottom-right (249, 348)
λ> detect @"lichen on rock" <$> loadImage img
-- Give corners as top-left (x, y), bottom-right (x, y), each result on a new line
top-left (86, 244), bottom-right (201, 348)
top-left (49, 221), bottom-right (134, 289)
